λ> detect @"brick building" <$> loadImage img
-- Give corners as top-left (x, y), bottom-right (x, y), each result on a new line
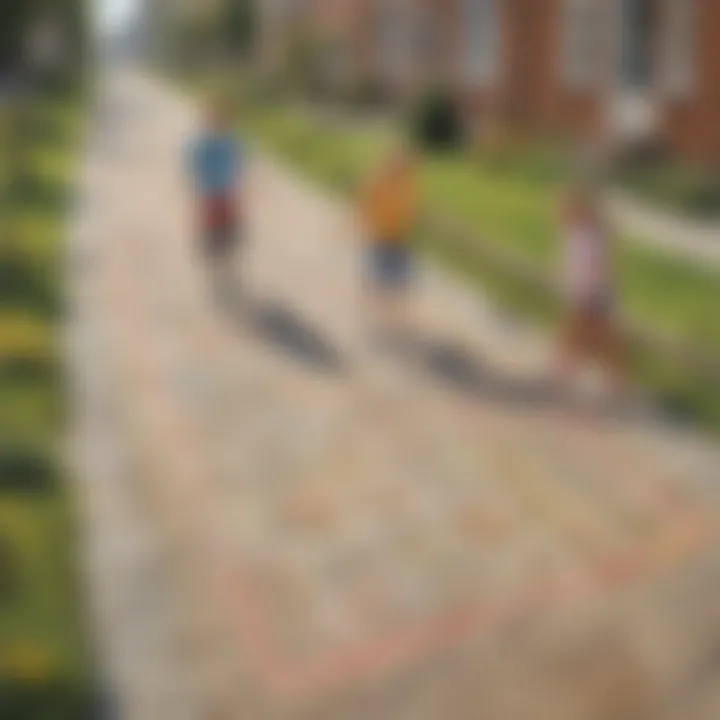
top-left (276, 0), bottom-right (720, 165)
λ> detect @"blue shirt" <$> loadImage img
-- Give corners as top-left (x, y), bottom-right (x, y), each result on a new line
top-left (190, 133), bottom-right (241, 197)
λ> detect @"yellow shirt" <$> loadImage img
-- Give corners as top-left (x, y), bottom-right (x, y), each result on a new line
top-left (361, 170), bottom-right (417, 242)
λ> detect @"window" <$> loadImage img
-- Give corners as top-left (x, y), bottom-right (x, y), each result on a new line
top-left (462, 0), bottom-right (501, 86)
top-left (619, 0), bottom-right (657, 89)
top-left (376, 0), bottom-right (414, 81)
top-left (414, 3), bottom-right (441, 70)
top-left (563, 0), bottom-right (602, 88)
top-left (660, 0), bottom-right (696, 96)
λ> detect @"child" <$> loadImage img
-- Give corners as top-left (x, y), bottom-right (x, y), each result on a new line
top-left (189, 99), bottom-right (244, 300)
top-left (359, 147), bottom-right (418, 340)
top-left (555, 183), bottom-right (626, 400)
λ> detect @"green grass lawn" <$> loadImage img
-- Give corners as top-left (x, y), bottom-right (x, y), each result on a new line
top-left (0, 90), bottom-right (94, 719)
top-left (421, 156), bottom-right (720, 351)
top-left (240, 100), bottom-right (720, 431)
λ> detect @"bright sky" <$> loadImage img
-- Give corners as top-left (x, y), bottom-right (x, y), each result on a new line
top-left (97, 0), bottom-right (139, 32)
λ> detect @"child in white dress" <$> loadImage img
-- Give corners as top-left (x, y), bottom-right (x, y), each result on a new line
top-left (555, 185), bottom-right (626, 397)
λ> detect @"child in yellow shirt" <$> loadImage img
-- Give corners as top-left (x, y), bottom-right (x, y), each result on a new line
top-left (359, 148), bottom-right (418, 336)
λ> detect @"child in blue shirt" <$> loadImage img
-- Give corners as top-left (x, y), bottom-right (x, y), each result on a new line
top-left (189, 101), bottom-right (244, 267)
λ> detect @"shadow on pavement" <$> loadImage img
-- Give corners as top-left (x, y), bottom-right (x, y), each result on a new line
top-left (411, 337), bottom-right (556, 408)
top-left (393, 333), bottom-right (649, 426)
top-left (226, 292), bottom-right (345, 374)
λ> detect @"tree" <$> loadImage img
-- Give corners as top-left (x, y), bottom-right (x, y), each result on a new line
top-left (0, 0), bottom-right (34, 72)
top-left (0, 0), bottom-right (86, 78)
top-left (223, 0), bottom-right (256, 59)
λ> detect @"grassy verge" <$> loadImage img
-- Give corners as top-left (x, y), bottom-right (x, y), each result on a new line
top-left (239, 100), bottom-right (720, 431)
top-left (616, 161), bottom-right (720, 221)
top-left (0, 90), bottom-right (94, 719)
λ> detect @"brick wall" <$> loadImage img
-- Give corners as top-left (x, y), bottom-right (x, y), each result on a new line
top-left (318, 0), bottom-right (719, 163)
top-left (662, 0), bottom-right (720, 165)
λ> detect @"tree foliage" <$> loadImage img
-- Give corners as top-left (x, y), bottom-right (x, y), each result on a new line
top-left (0, 0), bottom-right (34, 70)
top-left (0, 0), bottom-right (86, 75)
top-left (222, 0), bottom-right (256, 58)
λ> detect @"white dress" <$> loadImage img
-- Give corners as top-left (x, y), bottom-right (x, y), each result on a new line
top-left (563, 224), bottom-right (610, 308)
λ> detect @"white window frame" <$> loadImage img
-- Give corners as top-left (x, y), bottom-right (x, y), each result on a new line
top-left (562, 0), bottom-right (602, 88)
top-left (660, 0), bottom-right (696, 97)
top-left (461, 0), bottom-right (501, 87)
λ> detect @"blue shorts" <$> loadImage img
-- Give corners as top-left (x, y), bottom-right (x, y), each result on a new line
top-left (367, 243), bottom-right (412, 290)
top-left (203, 224), bottom-right (240, 259)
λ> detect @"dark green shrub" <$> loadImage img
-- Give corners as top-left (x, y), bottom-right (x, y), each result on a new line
top-left (344, 75), bottom-right (388, 110)
top-left (244, 73), bottom-right (288, 107)
top-left (0, 536), bottom-right (20, 606)
top-left (500, 142), bottom-right (572, 184)
top-left (410, 90), bottom-right (464, 151)
top-left (690, 175), bottom-right (720, 217)
top-left (0, 251), bottom-right (59, 316)
top-left (0, 679), bottom-right (97, 720)
top-left (285, 30), bottom-right (327, 97)
top-left (615, 138), bottom-right (671, 171)
top-left (615, 149), bottom-right (720, 220)
top-left (0, 448), bottom-right (55, 494)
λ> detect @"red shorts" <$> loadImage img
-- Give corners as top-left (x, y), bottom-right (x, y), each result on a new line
top-left (200, 195), bottom-right (240, 258)
top-left (202, 195), bottom-right (236, 232)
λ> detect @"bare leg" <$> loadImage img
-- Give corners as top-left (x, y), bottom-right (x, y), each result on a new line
top-left (207, 244), bottom-right (240, 314)
top-left (599, 325), bottom-right (630, 404)
top-left (551, 314), bottom-right (581, 395)
top-left (362, 283), bottom-right (384, 337)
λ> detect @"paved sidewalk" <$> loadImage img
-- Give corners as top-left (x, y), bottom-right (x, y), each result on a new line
top-left (71, 70), bottom-right (720, 720)
top-left (607, 191), bottom-right (720, 269)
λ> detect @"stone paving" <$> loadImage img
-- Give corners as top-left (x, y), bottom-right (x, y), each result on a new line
top-left (71, 70), bottom-right (720, 720)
